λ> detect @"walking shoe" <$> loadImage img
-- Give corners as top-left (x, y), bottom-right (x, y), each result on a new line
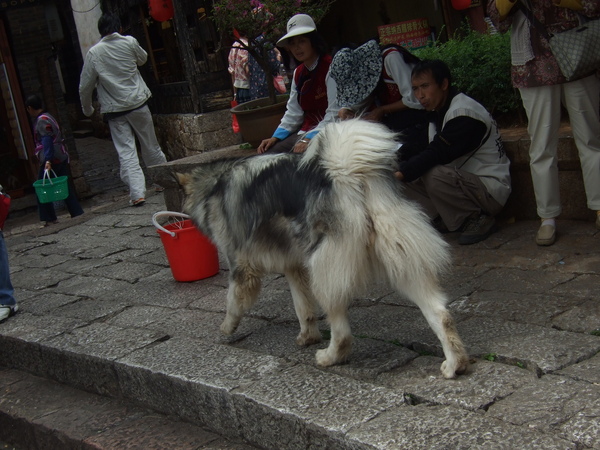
top-left (458, 213), bottom-right (497, 245)
top-left (0, 304), bottom-right (18, 323)
top-left (536, 223), bottom-right (556, 246)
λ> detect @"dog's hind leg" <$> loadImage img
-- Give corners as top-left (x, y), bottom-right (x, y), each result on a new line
top-left (220, 264), bottom-right (262, 335)
top-left (285, 268), bottom-right (322, 346)
top-left (400, 280), bottom-right (469, 379)
top-left (315, 298), bottom-right (353, 366)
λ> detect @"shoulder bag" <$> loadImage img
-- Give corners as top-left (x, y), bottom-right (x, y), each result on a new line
top-left (518, 1), bottom-right (600, 81)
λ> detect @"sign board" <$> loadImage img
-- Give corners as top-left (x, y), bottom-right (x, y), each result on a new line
top-left (0, 0), bottom-right (38, 11)
top-left (377, 18), bottom-right (432, 50)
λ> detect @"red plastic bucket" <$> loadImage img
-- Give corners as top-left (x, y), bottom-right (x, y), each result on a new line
top-left (152, 212), bottom-right (219, 282)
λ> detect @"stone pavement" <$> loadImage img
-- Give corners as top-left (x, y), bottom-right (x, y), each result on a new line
top-left (1, 138), bottom-right (600, 449)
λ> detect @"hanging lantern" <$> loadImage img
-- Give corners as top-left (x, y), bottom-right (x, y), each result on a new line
top-left (149, 0), bottom-right (174, 22)
top-left (451, 0), bottom-right (472, 10)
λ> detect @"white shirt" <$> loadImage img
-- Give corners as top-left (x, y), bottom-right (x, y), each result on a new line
top-left (79, 33), bottom-right (151, 116)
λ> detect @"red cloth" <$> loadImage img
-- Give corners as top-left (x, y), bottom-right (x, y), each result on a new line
top-left (0, 193), bottom-right (10, 230)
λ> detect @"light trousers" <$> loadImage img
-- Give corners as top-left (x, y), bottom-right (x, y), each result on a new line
top-left (108, 105), bottom-right (167, 201)
top-left (519, 75), bottom-right (600, 218)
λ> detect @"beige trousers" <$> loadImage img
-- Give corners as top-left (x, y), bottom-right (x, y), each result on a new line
top-left (519, 74), bottom-right (600, 218)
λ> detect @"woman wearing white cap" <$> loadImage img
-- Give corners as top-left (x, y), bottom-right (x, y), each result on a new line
top-left (257, 13), bottom-right (337, 154)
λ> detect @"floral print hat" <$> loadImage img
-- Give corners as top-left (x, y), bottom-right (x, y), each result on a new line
top-left (330, 40), bottom-right (383, 108)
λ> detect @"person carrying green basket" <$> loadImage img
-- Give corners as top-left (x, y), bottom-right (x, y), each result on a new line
top-left (25, 95), bottom-right (84, 227)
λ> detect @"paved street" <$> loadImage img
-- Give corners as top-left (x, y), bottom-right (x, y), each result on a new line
top-left (0, 137), bottom-right (599, 449)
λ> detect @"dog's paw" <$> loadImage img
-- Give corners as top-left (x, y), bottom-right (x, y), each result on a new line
top-left (220, 319), bottom-right (238, 335)
top-left (316, 349), bottom-right (335, 366)
top-left (296, 330), bottom-right (322, 346)
top-left (440, 358), bottom-right (469, 379)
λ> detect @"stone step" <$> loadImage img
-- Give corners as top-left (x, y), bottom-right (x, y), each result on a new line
top-left (0, 313), bottom-right (587, 449)
top-left (72, 128), bottom-right (95, 139)
top-left (0, 366), bottom-right (256, 449)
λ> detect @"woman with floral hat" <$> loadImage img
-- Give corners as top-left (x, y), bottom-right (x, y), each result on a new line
top-left (330, 39), bottom-right (428, 148)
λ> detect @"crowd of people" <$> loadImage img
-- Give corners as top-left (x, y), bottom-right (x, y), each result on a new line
top-left (2, 2), bottom-right (599, 324)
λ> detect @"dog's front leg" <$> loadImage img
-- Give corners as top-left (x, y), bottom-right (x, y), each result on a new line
top-left (220, 266), bottom-right (261, 335)
top-left (316, 302), bottom-right (353, 366)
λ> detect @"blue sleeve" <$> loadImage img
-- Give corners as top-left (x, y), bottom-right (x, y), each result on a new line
top-left (41, 135), bottom-right (54, 162)
top-left (273, 127), bottom-right (291, 140)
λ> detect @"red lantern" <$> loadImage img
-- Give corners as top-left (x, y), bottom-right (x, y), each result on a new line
top-left (149, 0), bottom-right (174, 22)
top-left (452, 0), bottom-right (472, 10)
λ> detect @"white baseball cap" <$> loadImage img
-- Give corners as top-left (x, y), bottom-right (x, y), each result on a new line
top-left (277, 14), bottom-right (316, 47)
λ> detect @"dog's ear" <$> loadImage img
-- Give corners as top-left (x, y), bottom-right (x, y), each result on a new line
top-left (176, 172), bottom-right (192, 193)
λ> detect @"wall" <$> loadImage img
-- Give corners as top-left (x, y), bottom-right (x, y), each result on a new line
top-left (153, 109), bottom-right (242, 161)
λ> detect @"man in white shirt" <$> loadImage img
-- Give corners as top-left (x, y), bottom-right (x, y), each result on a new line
top-left (79, 13), bottom-right (166, 207)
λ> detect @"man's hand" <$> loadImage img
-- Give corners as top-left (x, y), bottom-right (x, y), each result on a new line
top-left (293, 139), bottom-right (309, 153)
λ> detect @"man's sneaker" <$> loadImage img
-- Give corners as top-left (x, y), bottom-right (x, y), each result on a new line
top-left (0, 304), bottom-right (18, 323)
top-left (458, 213), bottom-right (497, 245)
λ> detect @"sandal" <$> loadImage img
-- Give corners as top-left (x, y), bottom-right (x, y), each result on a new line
top-left (131, 198), bottom-right (145, 207)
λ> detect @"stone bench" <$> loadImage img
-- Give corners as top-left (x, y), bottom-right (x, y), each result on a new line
top-left (148, 126), bottom-right (592, 221)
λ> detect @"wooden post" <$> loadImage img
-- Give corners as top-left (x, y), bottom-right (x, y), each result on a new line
top-left (172, 0), bottom-right (201, 113)
top-left (139, 4), bottom-right (160, 82)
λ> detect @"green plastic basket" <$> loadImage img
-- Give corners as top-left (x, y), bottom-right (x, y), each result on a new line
top-left (33, 174), bottom-right (69, 204)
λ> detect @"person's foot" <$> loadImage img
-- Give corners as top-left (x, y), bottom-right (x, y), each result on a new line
top-left (152, 184), bottom-right (165, 193)
top-left (536, 219), bottom-right (556, 246)
top-left (130, 198), bottom-right (145, 207)
top-left (43, 220), bottom-right (58, 227)
top-left (0, 304), bottom-right (18, 323)
top-left (458, 213), bottom-right (497, 245)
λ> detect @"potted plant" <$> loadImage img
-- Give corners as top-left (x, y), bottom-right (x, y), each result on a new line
top-left (211, 0), bottom-right (335, 146)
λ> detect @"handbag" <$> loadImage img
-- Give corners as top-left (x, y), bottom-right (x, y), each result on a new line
top-left (518, 1), bottom-right (600, 81)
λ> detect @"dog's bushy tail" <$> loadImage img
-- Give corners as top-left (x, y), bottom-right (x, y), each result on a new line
top-left (301, 119), bottom-right (399, 179)
top-left (304, 119), bottom-right (451, 300)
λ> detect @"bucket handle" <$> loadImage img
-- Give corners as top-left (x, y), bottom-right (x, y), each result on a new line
top-left (152, 211), bottom-right (191, 238)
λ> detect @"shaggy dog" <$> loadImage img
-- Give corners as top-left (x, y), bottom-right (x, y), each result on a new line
top-left (178, 119), bottom-right (469, 378)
